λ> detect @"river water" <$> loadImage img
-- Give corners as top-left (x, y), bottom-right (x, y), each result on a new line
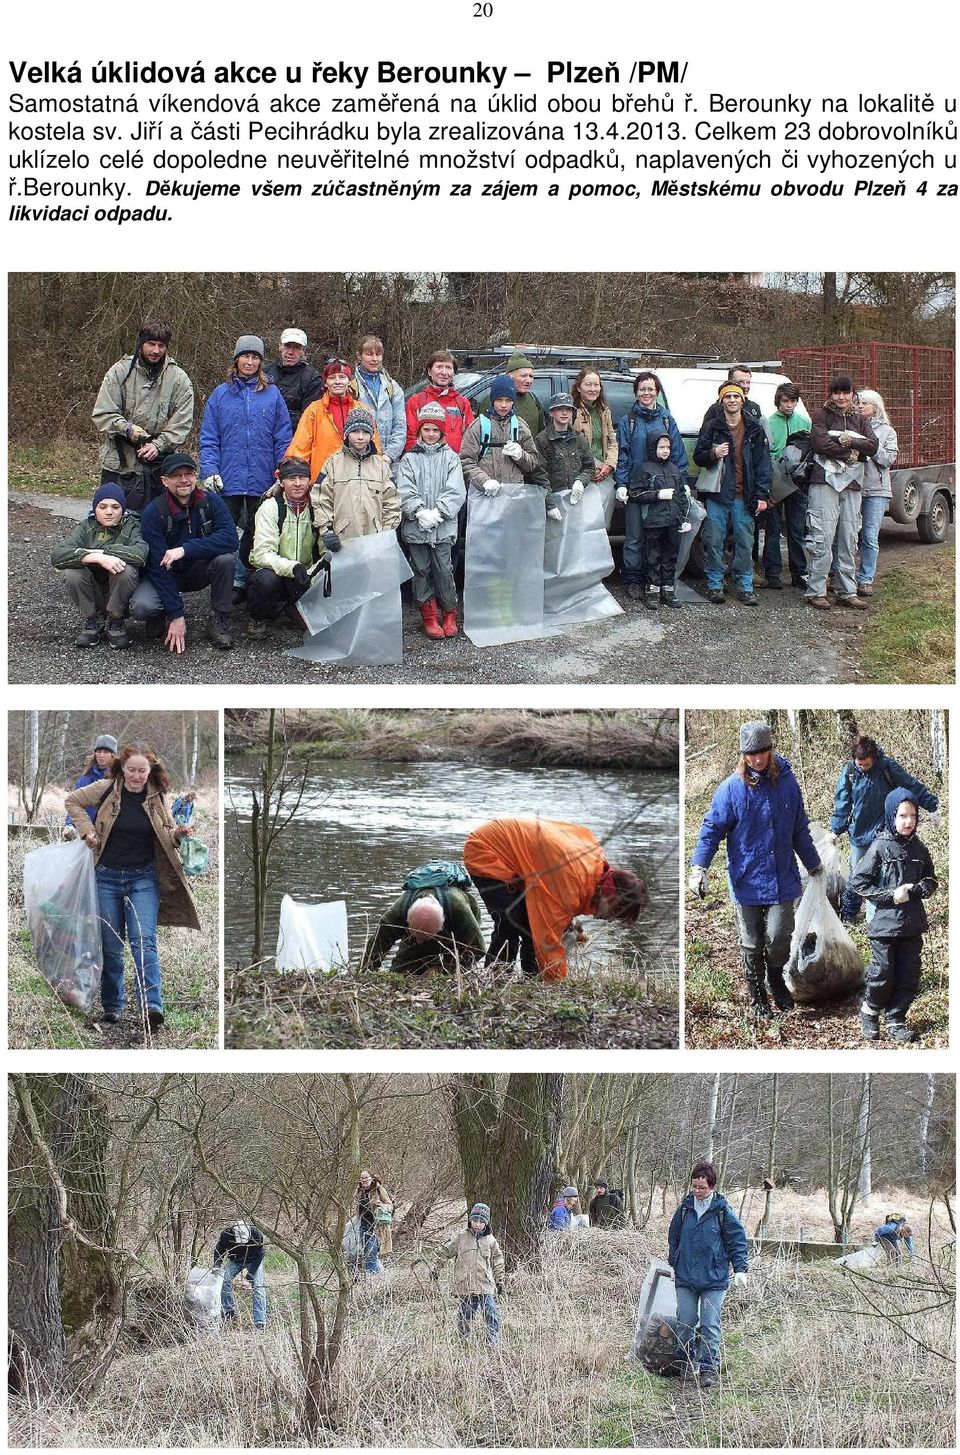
top-left (224, 757), bottom-right (678, 982)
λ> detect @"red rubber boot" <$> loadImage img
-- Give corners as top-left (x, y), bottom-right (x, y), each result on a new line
top-left (440, 608), bottom-right (458, 637)
top-left (420, 599), bottom-right (444, 639)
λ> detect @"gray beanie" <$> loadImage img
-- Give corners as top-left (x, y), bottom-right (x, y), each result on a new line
top-left (93, 734), bottom-right (118, 753)
top-left (470, 1202), bottom-right (491, 1224)
top-left (233, 335), bottom-right (265, 361)
top-left (561, 1186), bottom-right (579, 1199)
top-left (739, 720), bottom-right (773, 754)
top-left (344, 408), bottom-right (375, 437)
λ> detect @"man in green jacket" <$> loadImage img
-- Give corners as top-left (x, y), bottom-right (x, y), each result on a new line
top-left (477, 352), bottom-right (545, 436)
top-left (360, 884), bottom-right (486, 975)
top-left (91, 319), bottom-right (195, 510)
top-left (50, 482), bottom-right (148, 648)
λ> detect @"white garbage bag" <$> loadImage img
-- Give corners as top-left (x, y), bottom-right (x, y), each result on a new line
top-left (542, 488), bottom-right (622, 627)
top-left (785, 841), bottom-right (864, 1003)
top-left (834, 1245), bottom-right (884, 1271)
top-left (184, 1265), bottom-right (223, 1328)
top-left (23, 838), bottom-right (103, 1014)
top-left (276, 896), bottom-right (349, 973)
top-left (804, 822), bottom-right (849, 915)
top-left (628, 1258), bottom-right (679, 1370)
top-left (287, 532), bottom-right (413, 665)
top-left (463, 484), bottom-right (562, 647)
top-left (674, 495), bottom-right (707, 603)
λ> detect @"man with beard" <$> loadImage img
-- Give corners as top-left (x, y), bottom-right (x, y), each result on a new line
top-left (92, 319), bottom-right (194, 510)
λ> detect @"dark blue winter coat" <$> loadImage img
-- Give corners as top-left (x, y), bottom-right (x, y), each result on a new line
top-left (668, 1193), bottom-right (748, 1292)
top-left (830, 748), bottom-right (938, 848)
top-left (692, 754), bottom-right (820, 906)
top-left (140, 488), bottom-right (238, 619)
top-left (848, 788), bottom-right (937, 940)
top-left (614, 402), bottom-right (688, 488)
top-left (692, 409), bottom-right (772, 513)
top-left (66, 762), bottom-right (108, 828)
top-left (199, 376), bottom-right (293, 497)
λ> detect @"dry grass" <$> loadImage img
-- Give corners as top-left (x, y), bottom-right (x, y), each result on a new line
top-left (10, 1194), bottom-right (954, 1448)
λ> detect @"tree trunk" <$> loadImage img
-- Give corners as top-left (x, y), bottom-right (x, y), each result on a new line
top-left (705, 1073), bottom-right (721, 1163)
top-left (919, 1073), bottom-right (936, 1178)
top-left (759, 1074), bottom-right (779, 1236)
top-left (857, 1073), bottom-right (872, 1200)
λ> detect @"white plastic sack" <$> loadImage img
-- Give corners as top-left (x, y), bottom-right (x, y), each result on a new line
top-left (785, 855), bottom-right (864, 1004)
top-left (287, 532), bottom-right (413, 665)
top-left (543, 488), bottom-right (622, 627)
top-left (342, 1215), bottom-right (363, 1266)
top-left (805, 822), bottom-right (849, 914)
top-left (628, 1258), bottom-right (679, 1368)
top-left (674, 495), bottom-right (707, 603)
top-left (276, 896), bottom-right (349, 973)
top-left (834, 1245), bottom-right (884, 1271)
top-left (23, 838), bottom-right (103, 1014)
top-left (569, 1212), bottom-right (591, 1230)
top-left (184, 1265), bottom-right (224, 1328)
top-left (463, 483), bottom-right (562, 646)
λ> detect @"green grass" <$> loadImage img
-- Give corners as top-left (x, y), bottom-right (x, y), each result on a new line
top-left (9, 441), bottom-right (99, 498)
top-left (861, 547), bottom-right (955, 684)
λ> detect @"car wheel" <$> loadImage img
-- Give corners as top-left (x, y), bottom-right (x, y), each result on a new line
top-left (916, 492), bottom-right (950, 544)
top-left (888, 473), bottom-right (922, 525)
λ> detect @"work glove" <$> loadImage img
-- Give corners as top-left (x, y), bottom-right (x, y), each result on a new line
top-left (480, 477), bottom-right (501, 495)
top-left (808, 862), bottom-right (824, 877)
top-left (658, 488), bottom-right (674, 500)
top-left (569, 481), bottom-right (585, 505)
top-left (733, 1271), bottom-right (748, 1289)
top-left (838, 433), bottom-right (853, 448)
top-left (680, 522), bottom-right (692, 533)
top-left (688, 866), bottom-right (707, 898)
top-left (201, 474), bottom-right (224, 493)
top-left (893, 883), bottom-right (913, 905)
top-left (502, 440), bottom-right (523, 461)
top-left (322, 530), bottom-right (341, 553)
top-left (292, 563), bottom-right (311, 590)
top-left (127, 423), bottom-right (150, 444)
top-left (546, 507), bottom-right (563, 521)
top-left (615, 486), bottom-right (628, 504)
top-left (927, 810), bottom-right (941, 828)
top-left (416, 507), bottom-right (442, 530)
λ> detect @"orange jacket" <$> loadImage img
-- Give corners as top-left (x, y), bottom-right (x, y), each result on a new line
top-left (285, 395), bottom-right (380, 481)
top-left (464, 818), bottom-right (607, 981)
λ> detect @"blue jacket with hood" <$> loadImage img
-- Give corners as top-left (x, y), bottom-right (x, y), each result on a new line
top-left (692, 754), bottom-right (820, 905)
top-left (830, 749), bottom-right (938, 848)
top-left (848, 788), bottom-right (937, 939)
top-left (199, 375), bottom-right (293, 496)
top-left (668, 1192), bottom-right (748, 1291)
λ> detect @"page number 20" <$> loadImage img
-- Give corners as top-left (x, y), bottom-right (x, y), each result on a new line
top-left (473, 1), bottom-right (493, 13)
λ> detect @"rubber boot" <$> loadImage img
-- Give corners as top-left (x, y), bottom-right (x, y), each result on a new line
top-left (420, 599), bottom-right (444, 640)
top-left (440, 608), bottom-right (458, 638)
top-left (766, 961), bottom-right (795, 1011)
top-left (741, 949), bottom-right (771, 1018)
top-left (860, 1005), bottom-right (880, 1041)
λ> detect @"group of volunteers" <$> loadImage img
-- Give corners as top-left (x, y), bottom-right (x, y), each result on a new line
top-left (689, 720), bottom-right (940, 1041)
top-left (358, 817), bottom-right (646, 983)
top-left (60, 732), bottom-right (202, 1031)
top-left (52, 321), bottom-right (900, 654)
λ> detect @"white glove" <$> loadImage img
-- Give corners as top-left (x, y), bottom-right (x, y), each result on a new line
top-left (202, 473), bottom-right (224, 492)
top-left (416, 507), bottom-right (442, 530)
top-left (480, 477), bottom-right (501, 495)
top-left (680, 522), bottom-right (692, 533)
top-left (892, 884), bottom-right (913, 905)
top-left (688, 866), bottom-right (707, 898)
top-left (927, 810), bottom-right (941, 828)
top-left (826, 831), bottom-right (839, 846)
top-left (569, 481), bottom-right (585, 505)
top-left (658, 488), bottom-right (674, 500)
top-left (502, 440), bottom-right (523, 461)
top-left (733, 1271), bottom-right (748, 1289)
top-left (615, 486), bottom-right (628, 504)
top-left (546, 507), bottom-right (563, 521)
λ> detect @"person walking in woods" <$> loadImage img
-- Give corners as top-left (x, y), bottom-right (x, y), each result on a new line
top-left (214, 1219), bottom-right (267, 1329)
top-left (805, 374), bottom-right (878, 611)
top-left (64, 733), bottom-right (117, 836)
top-left (847, 388), bottom-right (898, 597)
top-left (314, 410), bottom-right (401, 543)
top-left (461, 375), bottom-right (559, 517)
top-left (397, 401), bottom-right (467, 640)
top-left (129, 452), bottom-right (239, 652)
top-left (286, 359), bottom-right (380, 480)
top-left (668, 1162), bottom-right (749, 1388)
top-left (693, 382), bottom-right (773, 607)
top-left (848, 787), bottom-right (937, 1043)
top-left (463, 817), bottom-right (646, 982)
top-left (546, 1186), bottom-right (580, 1232)
top-left (92, 318), bottom-right (194, 510)
top-left (265, 327), bottom-right (324, 431)
top-left (64, 743), bottom-right (200, 1031)
top-left (572, 368), bottom-right (619, 504)
top-left (356, 1169), bottom-right (393, 1275)
top-left (828, 732), bottom-right (939, 924)
top-left (626, 429), bottom-right (689, 610)
top-left (404, 350), bottom-right (475, 454)
top-left (477, 351), bottom-right (545, 436)
top-left (51, 481), bottom-right (147, 649)
top-left (360, 868), bottom-right (486, 975)
top-left (350, 334), bottom-right (407, 475)
top-left (589, 1179), bottom-right (626, 1229)
top-left (764, 382), bottom-right (813, 589)
top-left (432, 1202), bottom-right (505, 1346)
top-left (533, 392), bottom-right (597, 510)
top-left (246, 457), bottom-right (340, 640)
top-left (689, 720), bottom-right (822, 1018)
top-left (171, 791), bottom-right (196, 828)
top-left (198, 335), bottom-right (293, 598)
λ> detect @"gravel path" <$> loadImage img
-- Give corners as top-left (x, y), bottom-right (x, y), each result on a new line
top-left (10, 496), bottom-right (948, 687)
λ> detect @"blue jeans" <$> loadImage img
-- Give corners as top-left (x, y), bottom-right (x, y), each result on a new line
top-left (621, 499), bottom-right (646, 585)
top-left (95, 864), bottom-right (162, 1014)
top-left (702, 496), bottom-right (755, 593)
top-left (841, 839), bottom-right (875, 924)
top-left (363, 1230), bottom-right (383, 1274)
top-left (220, 1258), bottom-right (267, 1326)
top-left (675, 1285), bottom-right (726, 1372)
top-left (458, 1294), bottom-right (500, 1344)
top-left (857, 495), bottom-right (887, 585)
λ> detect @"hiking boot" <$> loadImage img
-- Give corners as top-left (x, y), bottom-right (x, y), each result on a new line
top-left (208, 612), bottom-right (233, 649)
top-left (661, 590), bottom-right (682, 610)
top-left (644, 589), bottom-right (659, 611)
top-left (74, 614), bottom-right (104, 648)
top-left (860, 1008), bottom-right (880, 1041)
top-left (625, 582), bottom-right (642, 601)
top-left (699, 1369), bottom-right (718, 1389)
top-left (767, 963), bottom-right (795, 1011)
top-left (100, 1010), bottom-right (121, 1025)
top-left (857, 583), bottom-right (874, 597)
top-left (420, 599), bottom-right (444, 639)
top-left (886, 1020), bottom-right (916, 1044)
top-left (806, 595), bottom-right (832, 610)
top-left (105, 616), bottom-right (130, 649)
top-left (246, 617), bottom-right (269, 641)
top-left (759, 577), bottom-right (783, 591)
top-left (839, 594), bottom-right (868, 611)
top-left (708, 589), bottom-right (725, 605)
top-left (440, 609), bottom-right (459, 637)
top-left (147, 1008), bottom-right (164, 1032)
top-left (736, 591), bottom-right (758, 606)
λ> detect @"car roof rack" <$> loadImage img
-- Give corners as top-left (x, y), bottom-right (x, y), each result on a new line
top-left (453, 345), bottom-right (783, 372)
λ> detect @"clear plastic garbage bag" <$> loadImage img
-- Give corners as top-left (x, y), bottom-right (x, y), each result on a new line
top-left (597, 476), bottom-right (616, 529)
top-left (342, 1215), bottom-right (363, 1269)
top-left (178, 836), bottom-right (209, 878)
top-left (674, 495), bottom-right (707, 604)
top-left (804, 822), bottom-right (849, 916)
top-left (23, 838), bottom-right (103, 1014)
top-left (627, 1258), bottom-right (679, 1371)
top-left (785, 839), bottom-right (864, 1003)
top-left (834, 1245), bottom-right (884, 1271)
top-left (463, 484), bottom-right (562, 646)
top-left (288, 532), bottom-right (413, 665)
top-left (543, 487), bottom-right (622, 627)
top-left (276, 896), bottom-right (349, 973)
top-left (184, 1266), bottom-right (223, 1328)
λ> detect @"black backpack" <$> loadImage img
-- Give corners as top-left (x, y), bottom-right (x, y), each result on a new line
top-left (155, 491), bottom-right (216, 538)
top-left (845, 758), bottom-right (895, 792)
top-left (783, 430), bottom-right (816, 486)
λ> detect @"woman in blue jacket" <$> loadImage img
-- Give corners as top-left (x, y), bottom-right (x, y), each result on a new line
top-left (668, 1162), bottom-right (748, 1387)
top-left (689, 719), bottom-right (822, 1016)
top-left (614, 371), bottom-right (687, 594)
top-left (199, 336), bottom-right (293, 591)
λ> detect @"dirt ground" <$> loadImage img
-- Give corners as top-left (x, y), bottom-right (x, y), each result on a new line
top-left (9, 495), bottom-right (952, 685)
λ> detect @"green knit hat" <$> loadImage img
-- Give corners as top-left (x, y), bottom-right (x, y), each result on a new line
top-left (504, 352), bottom-right (534, 372)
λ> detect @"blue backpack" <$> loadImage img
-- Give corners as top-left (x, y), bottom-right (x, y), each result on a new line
top-left (400, 861), bottom-right (474, 917)
top-left (477, 413), bottom-right (520, 459)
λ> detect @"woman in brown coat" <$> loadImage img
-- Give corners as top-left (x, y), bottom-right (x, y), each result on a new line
top-left (356, 1168), bottom-right (393, 1273)
top-left (64, 743), bottom-right (200, 1030)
